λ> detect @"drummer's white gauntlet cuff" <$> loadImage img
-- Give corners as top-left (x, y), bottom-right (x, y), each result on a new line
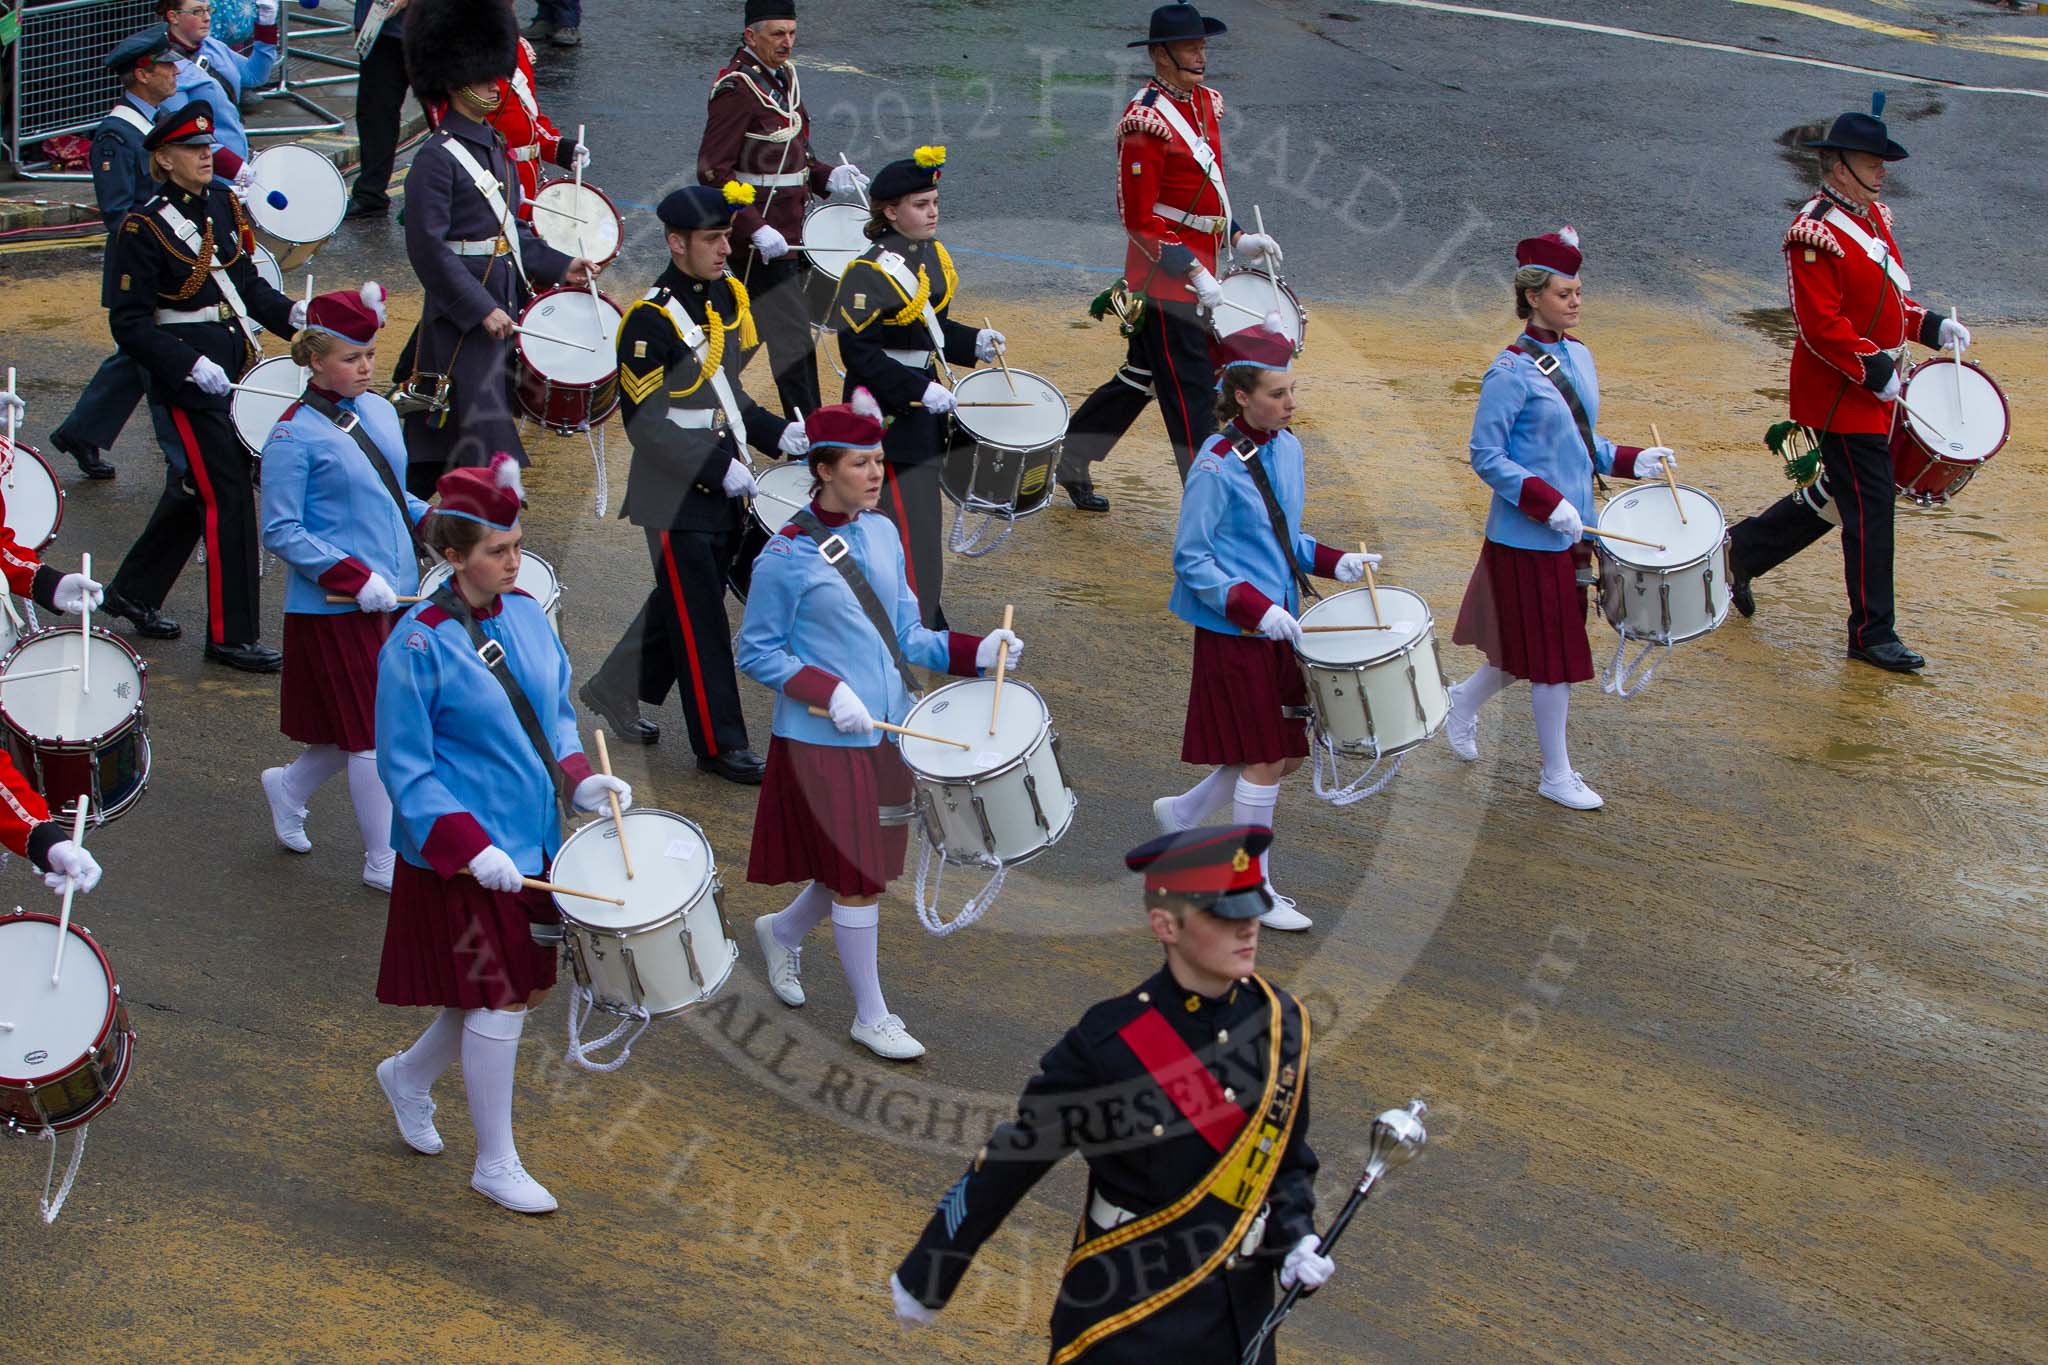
top-left (975, 629), bottom-right (1023, 671)
top-left (571, 774), bottom-right (633, 815)
top-left (1257, 605), bottom-right (1302, 645)
top-left (1234, 231), bottom-right (1282, 266)
top-left (188, 356), bottom-right (232, 396)
top-left (1188, 267), bottom-right (1225, 311)
top-left (721, 459), bottom-right (758, 499)
top-left (778, 422), bottom-right (811, 459)
top-left (919, 381), bottom-right (954, 415)
top-left (828, 683), bottom-right (874, 735)
top-left (1546, 500), bottom-right (1584, 541)
top-left (354, 573), bottom-right (399, 614)
top-left (53, 572), bottom-right (104, 616)
top-left (751, 224), bottom-right (790, 261)
top-left (1334, 552), bottom-right (1378, 584)
top-left (1632, 447), bottom-right (1674, 479)
top-left (44, 841), bottom-right (103, 896)
top-left (469, 845), bottom-right (523, 893)
top-left (1938, 317), bottom-right (1971, 351)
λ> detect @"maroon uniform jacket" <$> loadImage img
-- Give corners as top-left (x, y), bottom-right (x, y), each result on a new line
top-left (695, 47), bottom-right (831, 268)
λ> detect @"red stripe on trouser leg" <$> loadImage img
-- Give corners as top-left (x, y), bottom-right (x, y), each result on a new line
top-left (884, 463), bottom-right (918, 598)
top-left (1157, 315), bottom-right (1195, 466)
top-left (170, 406), bottom-right (227, 644)
top-left (659, 532), bottom-right (719, 757)
top-left (1839, 437), bottom-right (1870, 647)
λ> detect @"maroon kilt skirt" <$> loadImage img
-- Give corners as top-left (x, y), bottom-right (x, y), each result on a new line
top-left (280, 610), bottom-right (392, 751)
top-left (748, 735), bottom-right (913, 897)
top-left (1451, 539), bottom-right (1594, 685)
top-left (1182, 627), bottom-right (1310, 767)
top-left (376, 858), bottom-right (559, 1010)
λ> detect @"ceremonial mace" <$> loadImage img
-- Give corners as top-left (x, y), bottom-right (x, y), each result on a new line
top-left (1238, 1098), bottom-right (1428, 1365)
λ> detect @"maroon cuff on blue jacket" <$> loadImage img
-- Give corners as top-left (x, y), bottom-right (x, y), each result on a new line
top-left (948, 631), bottom-right (984, 677)
top-left (558, 752), bottom-right (594, 787)
top-left (1518, 476), bottom-right (1565, 522)
top-left (317, 557), bottom-right (373, 595)
top-left (211, 146), bottom-right (244, 179)
top-left (1612, 446), bottom-right (1645, 480)
top-left (1224, 582), bottom-right (1276, 632)
top-left (422, 813), bottom-right (491, 878)
top-left (253, 21), bottom-right (278, 44)
top-left (784, 666), bottom-right (842, 709)
top-left (1311, 542), bottom-right (1344, 578)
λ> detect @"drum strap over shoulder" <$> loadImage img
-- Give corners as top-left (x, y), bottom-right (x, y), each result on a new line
top-left (108, 103), bottom-right (153, 137)
top-left (428, 583), bottom-right (575, 822)
top-left (1803, 197), bottom-right (1911, 293)
top-left (1228, 434), bottom-right (1317, 605)
top-left (872, 250), bottom-right (950, 357)
top-left (1146, 89), bottom-right (1232, 238)
top-left (1509, 338), bottom-right (1606, 492)
top-left (790, 509), bottom-right (923, 699)
top-left (299, 390), bottom-right (413, 526)
top-left (442, 137), bottom-right (531, 292)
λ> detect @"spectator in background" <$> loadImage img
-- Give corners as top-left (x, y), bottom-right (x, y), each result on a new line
top-left (156, 0), bottom-right (279, 187)
top-left (522, 1), bottom-right (579, 48)
top-left (345, 0), bottom-right (411, 219)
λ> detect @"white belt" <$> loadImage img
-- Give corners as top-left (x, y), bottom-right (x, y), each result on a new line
top-left (510, 145), bottom-right (540, 162)
top-left (884, 348), bottom-right (932, 369)
top-left (665, 407), bottom-right (727, 431)
top-left (736, 169), bottom-right (808, 188)
top-left (155, 304), bottom-right (235, 325)
top-left (446, 237), bottom-right (511, 257)
top-left (1153, 203), bottom-right (1227, 236)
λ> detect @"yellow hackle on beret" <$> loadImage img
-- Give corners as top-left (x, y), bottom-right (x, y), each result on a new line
top-left (722, 179), bottom-right (757, 206)
top-left (913, 144), bottom-right (947, 169)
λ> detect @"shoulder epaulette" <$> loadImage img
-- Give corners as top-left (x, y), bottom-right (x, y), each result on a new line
top-left (1078, 991), bottom-right (1152, 1046)
top-left (1785, 216), bottom-right (1844, 259)
top-left (1874, 201), bottom-right (1895, 231)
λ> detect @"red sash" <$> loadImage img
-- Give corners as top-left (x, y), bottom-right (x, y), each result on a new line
top-left (1117, 1007), bottom-right (1248, 1154)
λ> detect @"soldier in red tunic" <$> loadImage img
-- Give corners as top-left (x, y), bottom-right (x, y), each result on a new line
top-left (695, 0), bottom-right (870, 421)
top-left (488, 24), bottom-right (587, 224)
top-left (1057, 3), bottom-right (1283, 512)
top-left (1727, 111), bottom-right (1970, 673)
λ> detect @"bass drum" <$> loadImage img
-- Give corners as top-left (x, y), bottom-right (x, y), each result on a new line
top-left (725, 461), bottom-right (813, 603)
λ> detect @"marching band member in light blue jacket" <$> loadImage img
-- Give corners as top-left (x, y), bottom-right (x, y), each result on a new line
top-left (155, 0), bottom-right (279, 184)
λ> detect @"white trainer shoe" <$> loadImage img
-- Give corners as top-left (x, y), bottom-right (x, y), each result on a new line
top-left (261, 766), bottom-right (311, 853)
top-left (1258, 886), bottom-right (1313, 932)
top-left (1152, 795), bottom-right (1188, 836)
top-left (754, 914), bottom-right (805, 1007)
top-left (851, 1013), bottom-right (926, 1061)
top-left (1445, 702), bottom-right (1479, 762)
top-left (1538, 770), bottom-right (1604, 810)
top-left (472, 1157), bottom-right (558, 1214)
top-left (363, 851), bottom-right (396, 893)
top-left (375, 1054), bottom-right (442, 1155)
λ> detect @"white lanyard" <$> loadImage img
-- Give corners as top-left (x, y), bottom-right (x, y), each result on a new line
top-left (872, 251), bottom-right (950, 358)
top-left (657, 294), bottom-right (746, 432)
top-left (1146, 89), bottom-right (1232, 234)
top-left (443, 137), bottom-right (530, 289)
top-left (155, 199), bottom-right (261, 349)
top-left (1804, 198), bottom-right (1911, 293)
top-left (108, 104), bottom-right (152, 137)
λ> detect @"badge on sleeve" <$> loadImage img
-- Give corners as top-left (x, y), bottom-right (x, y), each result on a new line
top-left (1804, 250), bottom-right (1817, 263)
top-left (405, 630), bottom-right (431, 652)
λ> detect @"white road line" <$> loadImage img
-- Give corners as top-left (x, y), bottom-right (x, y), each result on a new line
top-left (1343, 0), bottom-right (2048, 101)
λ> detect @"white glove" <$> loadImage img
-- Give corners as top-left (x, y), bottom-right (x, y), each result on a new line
top-left (1546, 499), bottom-right (1584, 540)
top-left (1235, 231), bottom-right (1283, 266)
top-left (255, 0), bottom-right (278, 23)
top-left (0, 387), bottom-right (24, 423)
top-left (920, 381), bottom-right (954, 416)
top-left (974, 328), bottom-right (1006, 363)
top-left (468, 844), bottom-right (524, 893)
top-left (188, 356), bottom-right (232, 396)
top-left (230, 162), bottom-right (258, 202)
top-left (827, 681), bottom-right (873, 735)
top-left (53, 572), bottom-right (104, 615)
top-left (975, 628), bottom-right (1023, 672)
top-left (778, 421), bottom-right (810, 459)
top-left (570, 142), bottom-right (592, 172)
top-left (751, 224), bottom-right (790, 261)
top-left (1876, 369), bottom-right (1903, 402)
top-left (289, 299), bottom-right (309, 330)
top-left (1257, 604), bottom-right (1302, 646)
top-left (828, 163), bottom-right (869, 197)
top-left (572, 772), bottom-right (633, 815)
top-left (1938, 317), bottom-right (1971, 352)
top-left (721, 459), bottom-right (758, 499)
top-left (890, 1273), bottom-right (936, 1328)
top-left (1633, 446), bottom-right (1675, 479)
top-left (1334, 551), bottom-right (1380, 584)
top-left (42, 840), bottom-right (102, 897)
top-left (1189, 266), bottom-right (1225, 312)
top-left (354, 571), bottom-right (398, 613)
top-left (1279, 1234), bottom-right (1336, 1292)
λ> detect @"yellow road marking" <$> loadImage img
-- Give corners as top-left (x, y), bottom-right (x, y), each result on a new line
top-left (1730, 0), bottom-right (2048, 61)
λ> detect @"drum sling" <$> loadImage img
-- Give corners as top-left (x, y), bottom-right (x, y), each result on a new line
top-left (1226, 433), bottom-right (1318, 606)
top-left (427, 583), bottom-right (575, 822)
top-left (297, 391), bottom-right (414, 523)
top-left (1510, 337), bottom-right (1607, 492)
top-left (790, 509), bottom-right (922, 698)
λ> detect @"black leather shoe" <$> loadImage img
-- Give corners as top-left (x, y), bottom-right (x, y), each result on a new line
top-left (343, 198), bottom-right (388, 221)
top-left (51, 433), bottom-right (115, 480)
top-left (521, 17), bottom-right (556, 41)
top-left (1731, 574), bottom-right (1755, 619)
top-left (698, 748), bottom-right (767, 785)
top-left (1062, 480), bottom-right (1110, 513)
top-left (579, 682), bottom-right (659, 744)
top-left (102, 590), bottom-right (181, 639)
top-left (1848, 640), bottom-right (1925, 673)
top-left (204, 641), bottom-right (283, 673)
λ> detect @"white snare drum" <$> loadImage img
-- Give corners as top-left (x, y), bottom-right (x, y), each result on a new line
top-left (1213, 269), bottom-right (1307, 353)
top-left (1891, 357), bottom-right (2009, 506)
top-left (898, 678), bottom-right (1074, 867)
top-left (0, 628), bottom-right (151, 824)
top-left (251, 243), bottom-right (283, 294)
top-left (421, 550), bottom-right (562, 636)
top-left (235, 356), bottom-right (310, 458)
top-left (799, 202), bottom-right (871, 281)
top-left (0, 910), bottom-right (136, 1135)
top-left (0, 438), bottom-right (64, 551)
top-left (728, 461), bottom-right (812, 601)
top-left (514, 287), bottom-right (622, 434)
top-left (1595, 484), bottom-right (1731, 645)
top-left (529, 178), bottom-right (623, 266)
top-left (551, 808), bottom-right (737, 1018)
top-left (1297, 587), bottom-right (1447, 758)
top-left (941, 367), bottom-right (1069, 522)
top-left (244, 144), bottom-right (347, 273)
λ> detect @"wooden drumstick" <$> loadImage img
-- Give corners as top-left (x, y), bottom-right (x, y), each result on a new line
top-left (1579, 526), bottom-right (1666, 551)
top-left (458, 868), bottom-right (626, 905)
top-left (230, 382), bottom-right (306, 401)
top-left (988, 603), bottom-right (1014, 735)
top-left (78, 552), bottom-right (91, 696)
top-left (511, 323), bottom-right (598, 352)
top-left (984, 316), bottom-right (1017, 396)
top-left (1244, 623), bottom-right (1391, 637)
top-left (592, 728), bottom-right (633, 881)
top-left (529, 199), bottom-right (591, 225)
top-left (578, 234), bottom-right (611, 339)
top-left (1253, 204), bottom-right (1286, 317)
top-left (4, 366), bottom-right (16, 488)
top-left (805, 706), bottom-right (971, 749)
top-left (0, 664), bottom-right (83, 684)
top-left (325, 593), bottom-right (427, 603)
top-left (49, 794), bottom-right (90, 985)
top-left (1359, 541), bottom-right (1381, 623)
top-left (1651, 422), bottom-right (1685, 524)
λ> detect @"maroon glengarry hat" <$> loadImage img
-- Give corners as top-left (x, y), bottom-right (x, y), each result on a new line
top-left (805, 387), bottom-right (885, 451)
top-left (302, 283), bottom-right (388, 347)
top-left (1214, 314), bottom-right (1295, 387)
top-left (1516, 225), bottom-right (1582, 277)
top-left (434, 454), bottom-right (524, 531)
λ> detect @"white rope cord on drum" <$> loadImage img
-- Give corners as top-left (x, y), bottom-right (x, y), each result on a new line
top-left (564, 982), bottom-right (650, 1072)
top-left (588, 425), bottom-right (609, 519)
top-left (36, 1123), bottom-right (88, 1224)
top-left (1308, 731), bottom-right (1404, 806)
top-left (947, 501), bottom-right (1018, 559)
top-left (1600, 636), bottom-right (1668, 698)
top-left (911, 828), bottom-right (1006, 936)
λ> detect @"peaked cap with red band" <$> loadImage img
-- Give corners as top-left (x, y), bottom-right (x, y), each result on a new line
top-left (1516, 225), bottom-right (1582, 277)
top-left (144, 98), bottom-right (217, 151)
top-left (1126, 824), bottom-right (1275, 920)
top-left (433, 454), bottom-right (524, 532)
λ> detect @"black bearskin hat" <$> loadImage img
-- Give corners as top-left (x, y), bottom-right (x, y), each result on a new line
top-left (405, 0), bottom-right (520, 101)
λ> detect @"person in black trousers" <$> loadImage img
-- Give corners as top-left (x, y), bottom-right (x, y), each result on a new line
top-left (344, 0), bottom-right (410, 219)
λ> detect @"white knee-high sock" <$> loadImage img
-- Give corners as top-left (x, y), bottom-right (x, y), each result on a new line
top-left (462, 1007), bottom-right (527, 1171)
top-left (281, 743), bottom-right (347, 808)
top-left (830, 902), bottom-right (887, 1026)
top-left (393, 1006), bottom-right (464, 1096)
top-left (347, 750), bottom-right (394, 862)
top-left (1451, 664), bottom-right (1514, 716)
top-left (1233, 777), bottom-right (1281, 883)
top-left (771, 881), bottom-right (833, 950)
top-left (1171, 765), bottom-right (1243, 829)
top-left (1531, 682), bottom-right (1573, 783)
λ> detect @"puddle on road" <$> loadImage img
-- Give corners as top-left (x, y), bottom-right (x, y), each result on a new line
top-left (1737, 307), bottom-right (1798, 348)
top-left (1998, 589), bottom-right (2048, 617)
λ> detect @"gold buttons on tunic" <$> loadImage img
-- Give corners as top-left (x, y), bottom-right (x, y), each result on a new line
top-left (1217, 1029), bottom-right (1229, 1044)
top-left (1223, 1088), bottom-right (1235, 1102)
top-left (1184, 996), bottom-right (1200, 1013)
top-left (1152, 1124), bottom-right (1165, 1137)
top-left (1137, 992), bottom-right (1150, 1004)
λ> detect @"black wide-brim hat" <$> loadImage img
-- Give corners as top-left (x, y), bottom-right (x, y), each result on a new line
top-left (1803, 112), bottom-right (1908, 162)
top-left (1129, 2), bottom-right (1228, 47)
